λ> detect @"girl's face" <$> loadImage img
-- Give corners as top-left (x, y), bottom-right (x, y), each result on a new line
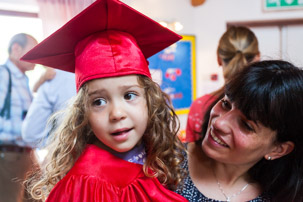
top-left (87, 75), bottom-right (148, 153)
top-left (202, 96), bottom-right (277, 167)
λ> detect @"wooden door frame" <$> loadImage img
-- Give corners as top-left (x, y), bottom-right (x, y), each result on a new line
top-left (0, 9), bottom-right (38, 18)
top-left (227, 18), bottom-right (303, 28)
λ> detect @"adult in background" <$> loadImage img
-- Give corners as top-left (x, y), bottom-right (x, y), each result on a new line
top-left (186, 26), bottom-right (260, 142)
top-left (0, 33), bottom-right (39, 202)
top-left (22, 68), bottom-right (76, 147)
top-left (177, 60), bottom-right (303, 201)
top-left (31, 66), bottom-right (56, 93)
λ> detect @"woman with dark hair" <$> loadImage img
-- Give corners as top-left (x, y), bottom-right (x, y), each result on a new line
top-left (177, 60), bottom-right (303, 201)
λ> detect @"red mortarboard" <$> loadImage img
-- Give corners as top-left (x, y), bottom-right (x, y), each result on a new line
top-left (21, 0), bottom-right (182, 91)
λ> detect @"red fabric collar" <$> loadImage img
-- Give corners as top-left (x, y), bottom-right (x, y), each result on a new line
top-left (67, 144), bottom-right (144, 187)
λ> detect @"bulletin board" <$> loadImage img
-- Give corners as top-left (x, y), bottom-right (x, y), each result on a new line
top-left (148, 35), bottom-right (196, 115)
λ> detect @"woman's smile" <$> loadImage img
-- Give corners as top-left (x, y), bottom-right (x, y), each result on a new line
top-left (209, 127), bottom-right (229, 147)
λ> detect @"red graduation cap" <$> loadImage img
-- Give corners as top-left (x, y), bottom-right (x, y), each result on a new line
top-left (21, 0), bottom-right (182, 91)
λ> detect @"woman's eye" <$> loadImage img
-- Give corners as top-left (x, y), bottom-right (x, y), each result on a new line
top-left (221, 99), bottom-right (231, 110)
top-left (242, 120), bottom-right (255, 132)
top-left (93, 98), bottom-right (107, 106)
top-left (124, 92), bottom-right (137, 100)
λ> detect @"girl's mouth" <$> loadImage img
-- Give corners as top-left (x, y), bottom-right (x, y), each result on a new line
top-left (111, 128), bottom-right (132, 136)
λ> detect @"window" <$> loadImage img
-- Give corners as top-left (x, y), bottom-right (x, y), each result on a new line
top-left (0, 12), bottom-right (44, 90)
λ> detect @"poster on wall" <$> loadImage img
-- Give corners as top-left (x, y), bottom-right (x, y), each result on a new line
top-left (148, 35), bottom-right (196, 115)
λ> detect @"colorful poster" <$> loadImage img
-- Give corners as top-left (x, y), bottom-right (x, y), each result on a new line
top-left (148, 35), bottom-right (196, 115)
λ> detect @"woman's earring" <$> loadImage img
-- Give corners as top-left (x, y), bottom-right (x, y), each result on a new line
top-left (267, 156), bottom-right (272, 160)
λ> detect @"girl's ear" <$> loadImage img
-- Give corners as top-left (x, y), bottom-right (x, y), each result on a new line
top-left (264, 141), bottom-right (294, 161)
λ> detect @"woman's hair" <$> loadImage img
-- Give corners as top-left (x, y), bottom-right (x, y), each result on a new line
top-left (201, 60), bottom-right (303, 201)
top-left (226, 60), bottom-right (303, 201)
top-left (217, 26), bottom-right (259, 82)
top-left (26, 75), bottom-right (185, 200)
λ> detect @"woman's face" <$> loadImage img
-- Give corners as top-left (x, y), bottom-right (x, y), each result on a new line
top-left (202, 96), bottom-right (277, 166)
top-left (87, 75), bottom-right (148, 153)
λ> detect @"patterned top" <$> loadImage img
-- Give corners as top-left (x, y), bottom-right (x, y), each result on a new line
top-left (175, 150), bottom-right (271, 202)
top-left (0, 59), bottom-right (32, 146)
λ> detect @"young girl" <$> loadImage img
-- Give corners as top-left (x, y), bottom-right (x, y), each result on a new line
top-left (22, 0), bottom-right (187, 201)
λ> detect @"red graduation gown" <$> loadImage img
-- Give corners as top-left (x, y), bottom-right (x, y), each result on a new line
top-left (46, 144), bottom-right (187, 202)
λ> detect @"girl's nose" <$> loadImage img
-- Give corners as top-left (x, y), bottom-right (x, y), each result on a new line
top-left (109, 102), bottom-right (126, 122)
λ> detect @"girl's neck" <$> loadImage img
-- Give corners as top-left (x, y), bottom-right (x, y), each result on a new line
top-left (93, 141), bottom-right (146, 165)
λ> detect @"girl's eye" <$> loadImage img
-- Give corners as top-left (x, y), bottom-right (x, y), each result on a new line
top-left (221, 99), bottom-right (231, 110)
top-left (124, 92), bottom-right (137, 101)
top-left (93, 98), bottom-right (107, 106)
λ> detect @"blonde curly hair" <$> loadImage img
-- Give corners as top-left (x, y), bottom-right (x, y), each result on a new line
top-left (26, 75), bottom-right (185, 200)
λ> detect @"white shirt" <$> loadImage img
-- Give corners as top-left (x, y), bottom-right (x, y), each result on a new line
top-left (22, 70), bottom-right (76, 147)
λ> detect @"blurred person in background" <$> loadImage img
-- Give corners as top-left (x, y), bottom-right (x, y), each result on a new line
top-left (22, 67), bottom-right (76, 148)
top-left (186, 26), bottom-right (260, 142)
top-left (0, 33), bottom-right (39, 202)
